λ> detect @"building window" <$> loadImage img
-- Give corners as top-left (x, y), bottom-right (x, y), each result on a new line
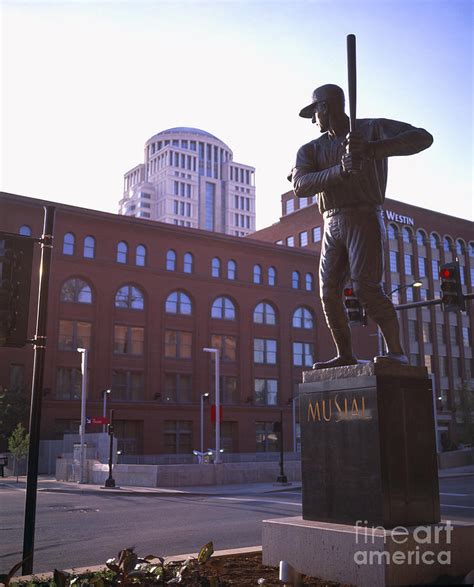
top-left (253, 302), bottom-right (276, 325)
top-left (439, 356), bottom-right (448, 378)
top-left (117, 241), bottom-right (128, 264)
top-left (166, 291), bottom-right (192, 315)
top-left (211, 296), bottom-right (236, 320)
top-left (164, 373), bottom-right (192, 403)
top-left (449, 325), bottom-right (459, 346)
top-left (469, 242), bottom-right (474, 258)
top-left (254, 338), bottom-right (277, 364)
top-left (443, 236), bottom-right (453, 253)
top-left (268, 266), bottom-right (277, 286)
top-left (212, 257), bottom-right (221, 278)
top-left (299, 231), bottom-right (308, 247)
top-left (184, 252), bottom-right (193, 274)
top-left (404, 254), bottom-right (413, 275)
top-left (256, 422), bottom-right (278, 452)
top-left (112, 370), bottom-right (144, 401)
top-left (83, 236), bottom-right (95, 259)
top-left (115, 285), bottom-right (144, 310)
top-left (408, 320), bottom-right (418, 343)
top-left (136, 245), bottom-right (146, 267)
top-left (406, 286), bottom-right (414, 302)
top-left (58, 320), bottom-right (92, 351)
top-left (293, 307), bottom-right (313, 329)
top-left (254, 379), bottom-right (278, 405)
top-left (114, 325), bottom-right (144, 355)
top-left (432, 259), bottom-right (439, 279)
top-left (253, 264), bottom-right (262, 284)
top-left (19, 225), bottom-right (32, 236)
top-left (430, 233), bottom-right (441, 249)
top-left (166, 249), bottom-right (177, 271)
top-left (165, 330), bottom-right (192, 359)
top-left (285, 200), bottom-right (294, 215)
top-left (292, 271), bottom-right (300, 289)
top-left (416, 229), bottom-right (426, 246)
top-left (205, 182), bottom-right (215, 230)
top-left (418, 257), bottom-right (426, 278)
top-left (63, 232), bottom-right (75, 255)
top-left (436, 324), bottom-right (447, 345)
top-left (389, 251), bottom-right (399, 272)
top-left (402, 227), bottom-right (412, 244)
top-left (218, 376), bottom-right (238, 404)
top-left (312, 226), bottom-right (322, 242)
top-left (387, 224), bottom-right (398, 240)
top-left (55, 367), bottom-right (82, 400)
top-left (60, 278), bottom-right (93, 304)
top-left (462, 327), bottom-right (470, 347)
top-left (422, 322), bottom-right (432, 343)
top-left (164, 420), bottom-right (192, 454)
top-left (456, 239), bottom-right (465, 256)
top-left (227, 260), bottom-right (237, 280)
top-left (286, 236), bottom-right (295, 247)
top-left (305, 273), bottom-right (314, 291)
top-left (293, 342), bottom-right (314, 367)
top-left (210, 334), bottom-right (237, 362)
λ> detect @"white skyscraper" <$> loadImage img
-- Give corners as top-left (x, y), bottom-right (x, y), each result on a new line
top-left (119, 127), bottom-right (256, 236)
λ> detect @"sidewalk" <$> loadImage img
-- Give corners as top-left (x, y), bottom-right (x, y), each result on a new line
top-left (1, 463), bottom-right (472, 496)
top-left (0, 475), bottom-right (302, 497)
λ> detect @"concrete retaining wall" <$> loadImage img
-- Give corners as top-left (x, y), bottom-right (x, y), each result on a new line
top-left (438, 447), bottom-right (474, 469)
top-left (57, 459), bottom-right (301, 487)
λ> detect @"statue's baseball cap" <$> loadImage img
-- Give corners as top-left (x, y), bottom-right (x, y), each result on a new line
top-left (299, 84), bottom-right (345, 118)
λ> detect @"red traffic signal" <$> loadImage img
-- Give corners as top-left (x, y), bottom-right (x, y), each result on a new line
top-left (439, 268), bottom-right (454, 280)
top-left (439, 261), bottom-right (465, 312)
top-left (344, 287), bottom-right (354, 296)
top-left (343, 286), bottom-right (366, 325)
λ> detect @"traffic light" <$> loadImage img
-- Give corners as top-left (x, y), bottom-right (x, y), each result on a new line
top-left (0, 233), bottom-right (35, 347)
top-left (343, 287), bottom-right (367, 325)
top-left (439, 261), bottom-right (465, 312)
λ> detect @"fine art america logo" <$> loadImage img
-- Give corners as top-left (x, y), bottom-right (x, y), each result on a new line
top-left (354, 520), bottom-right (453, 566)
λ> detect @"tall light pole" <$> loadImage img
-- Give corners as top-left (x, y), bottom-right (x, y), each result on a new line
top-left (203, 347), bottom-right (221, 464)
top-left (77, 347), bottom-right (88, 484)
top-left (288, 396), bottom-right (300, 453)
top-left (102, 388), bottom-right (111, 433)
top-left (200, 392), bottom-right (209, 455)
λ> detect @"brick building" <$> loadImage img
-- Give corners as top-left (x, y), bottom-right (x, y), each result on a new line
top-left (251, 191), bottom-right (474, 448)
top-left (1, 192), bottom-right (331, 456)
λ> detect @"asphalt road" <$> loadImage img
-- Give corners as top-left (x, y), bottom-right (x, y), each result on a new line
top-left (1, 478), bottom-right (473, 575)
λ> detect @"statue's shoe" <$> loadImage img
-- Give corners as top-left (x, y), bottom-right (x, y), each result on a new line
top-left (312, 356), bottom-right (358, 370)
top-left (374, 353), bottom-right (409, 365)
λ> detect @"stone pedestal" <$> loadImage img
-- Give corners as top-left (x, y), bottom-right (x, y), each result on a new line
top-left (262, 517), bottom-right (474, 587)
top-left (300, 362), bottom-right (440, 527)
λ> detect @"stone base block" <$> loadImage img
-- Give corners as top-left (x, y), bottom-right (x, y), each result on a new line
top-left (262, 516), bottom-right (474, 586)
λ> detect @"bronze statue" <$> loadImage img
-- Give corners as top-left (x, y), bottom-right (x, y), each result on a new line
top-left (291, 84), bottom-right (433, 368)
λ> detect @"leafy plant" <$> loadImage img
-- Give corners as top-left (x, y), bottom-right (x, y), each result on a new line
top-left (7, 423), bottom-right (29, 482)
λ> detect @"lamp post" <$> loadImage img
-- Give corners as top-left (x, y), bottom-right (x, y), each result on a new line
top-left (288, 396), bottom-right (300, 453)
top-left (77, 347), bottom-right (88, 484)
top-left (102, 388), bottom-right (111, 433)
top-left (200, 392), bottom-right (209, 455)
top-left (203, 347), bottom-right (221, 464)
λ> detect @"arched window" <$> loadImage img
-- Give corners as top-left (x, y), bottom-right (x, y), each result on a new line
top-left (402, 227), bottom-right (412, 244)
top-left (166, 249), bottom-right (176, 271)
top-left (184, 252), bottom-right (193, 274)
top-left (268, 266), bottom-right (277, 286)
top-left (117, 241), bottom-right (128, 264)
top-left (227, 260), bottom-right (237, 280)
top-left (305, 272), bottom-right (314, 291)
top-left (212, 257), bottom-right (221, 278)
top-left (63, 233), bottom-right (75, 255)
top-left (253, 264), bottom-right (262, 284)
top-left (166, 290), bottom-right (192, 315)
top-left (430, 233), bottom-right (440, 249)
top-left (292, 271), bottom-right (300, 289)
top-left (469, 242), bottom-right (474, 258)
top-left (211, 296), bottom-right (236, 320)
top-left (19, 225), bottom-right (32, 236)
top-left (292, 307), bottom-right (313, 329)
top-left (60, 278), bottom-right (92, 304)
top-left (253, 302), bottom-right (276, 325)
top-left (443, 236), bottom-right (453, 253)
top-left (115, 285), bottom-right (144, 310)
top-left (83, 236), bottom-right (95, 259)
top-left (456, 239), bottom-right (465, 256)
top-left (136, 245), bottom-right (146, 267)
top-left (387, 224), bottom-right (398, 240)
top-left (416, 229), bottom-right (426, 247)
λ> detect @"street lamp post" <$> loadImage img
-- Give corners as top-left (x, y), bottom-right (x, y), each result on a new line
top-left (203, 347), bottom-right (221, 464)
top-left (288, 396), bottom-right (300, 453)
top-left (200, 392), bottom-right (209, 455)
top-left (102, 388), bottom-right (111, 433)
top-left (77, 348), bottom-right (88, 484)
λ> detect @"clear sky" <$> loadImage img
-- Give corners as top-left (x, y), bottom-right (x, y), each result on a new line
top-left (1, 0), bottom-right (472, 227)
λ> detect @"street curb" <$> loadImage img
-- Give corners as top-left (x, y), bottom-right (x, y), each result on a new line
top-left (10, 545), bottom-right (263, 584)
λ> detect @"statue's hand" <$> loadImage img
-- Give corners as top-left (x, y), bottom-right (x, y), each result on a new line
top-left (341, 152), bottom-right (363, 175)
top-left (345, 131), bottom-right (368, 155)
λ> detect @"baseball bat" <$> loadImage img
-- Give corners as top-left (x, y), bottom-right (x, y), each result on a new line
top-left (347, 34), bottom-right (357, 132)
